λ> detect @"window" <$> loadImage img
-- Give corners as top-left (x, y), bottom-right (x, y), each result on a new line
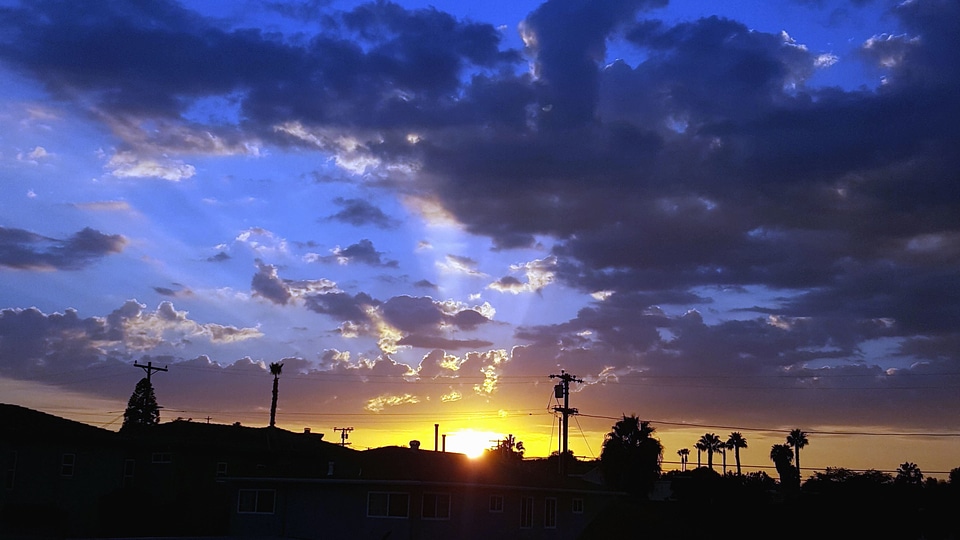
top-left (544, 497), bottom-right (557, 529)
top-left (572, 498), bottom-right (584, 514)
top-left (60, 454), bottom-right (75, 477)
top-left (422, 493), bottom-right (450, 519)
top-left (367, 492), bottom-right (409, 518)
top-left (5, 451), bottom-right (16, 489)
top-left (152, 452), bottom-right (172, 464)
top-left (238, 489), bottom-right (276, 514)
top-left (216, 462), bottom-right (228, 477)
top-left (489, 495), bottom-right (504, 513)
top-left (520, 496), bottom-right (533, 529)
top-left (123, 459), bottom-right (135, 488)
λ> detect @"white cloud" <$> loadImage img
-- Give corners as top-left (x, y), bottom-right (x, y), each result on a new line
top-left (365, 393), bottom-right (420, 412)
top-left (106, 151), bottom-right (195, 181)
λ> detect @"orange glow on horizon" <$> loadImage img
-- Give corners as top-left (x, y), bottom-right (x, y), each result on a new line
top-left (445, 429), bottom-right (504, 458)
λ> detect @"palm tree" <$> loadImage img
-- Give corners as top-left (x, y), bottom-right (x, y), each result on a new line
top-left (269, 361), bottom-right (283, 428)
top-left (769, 443), bottom-right (796, 487)
top-left (695, 441), bottom-right (705, 468)
top-left (600, 415), bottom-right (663, 495)
top-left (726, 432), bottom-right (748, 475)
top-left (786, 428), bottom-right (809, 475)
top-left (697, 433), bottom-right (723, 471)
top-left (677, 448), bottom-right (690, 471)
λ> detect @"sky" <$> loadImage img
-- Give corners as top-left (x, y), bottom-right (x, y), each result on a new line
top-left (1, 0), bottom-right (958, 477)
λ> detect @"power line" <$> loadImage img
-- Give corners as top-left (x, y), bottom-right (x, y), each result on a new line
top-left (656, 459), bottom-right (959, 477)
top-left (577, 414), bottom-right (960, 438)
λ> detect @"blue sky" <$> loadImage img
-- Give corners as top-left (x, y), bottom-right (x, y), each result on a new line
top-left (1, 0), bottom-right (958, 474)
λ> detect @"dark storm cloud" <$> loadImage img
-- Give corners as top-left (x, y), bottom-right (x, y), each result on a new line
top-left (264, 0), bottom-right (334, 21)
top-left (0, 226), bottom-right (126, 270)
top-left (0, 307), bottom-right (108, 376)
top-left (302, 290), bottom-right (491, 348)
top-left (0, 0), bottom-right (521, 157)
top-left (320, 239), bottom-right (399, 267)
top-left (413, 279), bottom-right (438, 290)
top-left (381, 296), bottom-right (491, 333)
top-left (2, 0), bottom-right (959, 430)
top-left (327, 197), bottom-right (400, 229)
top-left (153, 283), bottom-right (193, 298)
top-left (0, 303), bottom-right (260, 393)
top-left (521, 0), bottom-right (668, 128)
top-left (251, 260), bottom-right (339, 305)
top-left (251, 260), bottom-right (293, 305)
top-left (304, 291), bottom-right (377, 323)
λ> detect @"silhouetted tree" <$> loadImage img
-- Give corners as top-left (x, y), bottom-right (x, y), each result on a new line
top-left (786, 428), bottom-right (808, 474)
top-left (677, 448), bottom-right (690, 471)
top-left (726, 432), bottom-right (748, 475)
top-left (742, 470), bottom-right (776, 492)
top-left (486, 434), bottom-right (525, 461)
top-left (545, 450), bottom-right (577, 473)
top-left (950, 467), bottom-right (960, 486)
top-left (600, 415), bottom-right (663, 495)
top-left (697, 433), bottom-right (722, 471)
top-left (268, 361), bottom-right (283, 428)
top-left (122, 377), bottom-right (159, 431)
top-left (895, 461), bottom-right (923, 485)
top-left (695, 441), bottom-right (706, 468)
top-left (770, 443), bottom-right (798, 489)
top-left (854, 469), bottom-right (894, 487)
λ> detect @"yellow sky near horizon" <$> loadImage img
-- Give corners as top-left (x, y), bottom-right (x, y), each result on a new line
top-left (6, 377), bottom-right (957, 480)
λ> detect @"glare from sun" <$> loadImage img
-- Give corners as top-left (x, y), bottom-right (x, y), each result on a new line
top-left (447, 429), bottom-right (501, 459)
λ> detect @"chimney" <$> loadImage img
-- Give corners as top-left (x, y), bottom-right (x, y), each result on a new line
top-left (410, 440), bottom-right (421, 450)
top-left (304, 427), bottom-right (311, 434)
top-left (434, 423), bottom-right (439, 451)
top-left (442, 433), bottom-right (447, 452)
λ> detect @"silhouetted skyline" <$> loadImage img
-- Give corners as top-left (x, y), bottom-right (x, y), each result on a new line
top-left (0, 0), bottom-right (958, 475)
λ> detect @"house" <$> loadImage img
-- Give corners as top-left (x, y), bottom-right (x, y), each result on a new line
top-left (2, 404), bottom-right (626, 539)
top-left (226, 445), bottom-right (625, 539)
top-left (0, 403), bottom-right (354, 537)
top-left (0, 403), bottom-right (124, 537)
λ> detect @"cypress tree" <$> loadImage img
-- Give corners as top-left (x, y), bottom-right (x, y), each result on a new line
top-left (121, 377), bottom-right (160, 431)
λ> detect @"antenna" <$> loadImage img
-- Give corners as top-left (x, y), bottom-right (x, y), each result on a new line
top-left (333, 426), bottom-right (354, 447)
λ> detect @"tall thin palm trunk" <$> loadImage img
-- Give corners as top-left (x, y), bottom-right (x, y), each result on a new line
top-left (268, 362), bottom-right (283, 428)
top-left (270, 375), bottom-right (279, 427)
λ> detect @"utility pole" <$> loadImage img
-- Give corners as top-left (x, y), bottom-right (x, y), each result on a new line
top-left (333, 426), bottom-right (353, 447)
top-left (133, 360), bottom-right (168, 384)
top-left (550, 370), bottom-right (582, 475)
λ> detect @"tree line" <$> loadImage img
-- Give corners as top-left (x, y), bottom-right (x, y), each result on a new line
top-left (598, 415), bottom-right (958, 496)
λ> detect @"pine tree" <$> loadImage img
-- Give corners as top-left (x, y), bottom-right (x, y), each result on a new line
top-left (122, 377), bottom-right (160, 431)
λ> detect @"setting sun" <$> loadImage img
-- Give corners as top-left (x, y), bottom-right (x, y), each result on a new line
top-left (445, 429), bottom-right (503, 459)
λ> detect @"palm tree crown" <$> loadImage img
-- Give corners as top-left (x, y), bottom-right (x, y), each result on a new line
top-left (694, 441), bottom-right (706, 468)
top-left (786, 428), bottom-right (809, 474)
top-left (726, 432), bottom-right (748, 475)
top-left (600, 415), bottom-right (663, 495)
top-left (770, 443), bottom-right (798, 488)
top-left (696, 433), bottom-right (723, 471)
